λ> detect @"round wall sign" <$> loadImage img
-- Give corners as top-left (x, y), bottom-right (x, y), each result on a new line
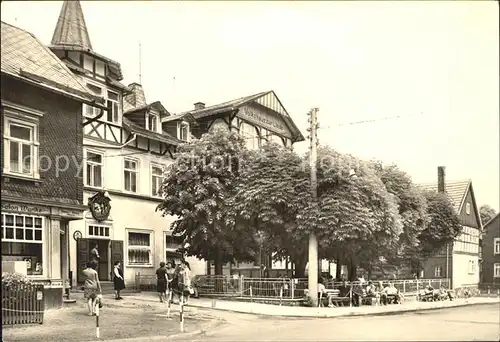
top-left (73, 230), bottom-right (83, 241)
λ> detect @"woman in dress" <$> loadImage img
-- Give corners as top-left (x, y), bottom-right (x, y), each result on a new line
top-left (82, 261), bottom-right (101, 316)
top-left (156, 262), bottom-right (168, 303)
top-left (113, 261), bottom-right (125, 300)
top-left (180, 260), bottom-right (192, 303)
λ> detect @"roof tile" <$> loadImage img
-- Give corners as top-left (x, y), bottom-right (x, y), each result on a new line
top-left (419, 179), bottom-right (470, 213)
top-left (1, 21), bottom-right (92, 99)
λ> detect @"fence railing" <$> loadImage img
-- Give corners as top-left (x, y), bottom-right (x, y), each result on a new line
top-left (134, 273), bottom-right (454, 300)
top-left (2, 283), bottom-right (45, 325)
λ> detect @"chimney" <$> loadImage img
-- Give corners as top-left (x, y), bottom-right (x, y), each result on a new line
top-left (438, 166), bottom-right (446, 193)
top-left (194, 102), bottom-right (205, 110)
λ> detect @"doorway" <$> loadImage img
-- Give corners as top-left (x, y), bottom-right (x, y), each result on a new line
top-left (91, 239), bottom-right (110, 281)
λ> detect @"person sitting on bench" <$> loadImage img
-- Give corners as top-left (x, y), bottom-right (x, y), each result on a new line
top-left (381, 282), bottom-right (401, 305)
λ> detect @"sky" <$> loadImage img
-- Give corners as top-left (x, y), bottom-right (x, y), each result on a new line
top-left (1, 1), bottom-right (498, 211)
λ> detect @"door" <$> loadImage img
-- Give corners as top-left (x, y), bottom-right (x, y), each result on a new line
top-left (110, 240), bottom-right (124, 279)
top-left (97, 240), bottom-right (109, 281)
top-left (76, 238), bottom-right (90, 284)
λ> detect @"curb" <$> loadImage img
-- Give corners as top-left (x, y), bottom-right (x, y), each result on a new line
top-left (186, 299), bottom-right (500, 319)
top-left (99, 319), bottom-right (225, 342)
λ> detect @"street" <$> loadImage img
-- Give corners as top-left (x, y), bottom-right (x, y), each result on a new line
top-left (183, 304), bottom-right (500, 341)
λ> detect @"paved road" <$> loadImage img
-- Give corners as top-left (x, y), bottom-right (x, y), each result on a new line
top-left (184, 304), bottom-right (500, 341)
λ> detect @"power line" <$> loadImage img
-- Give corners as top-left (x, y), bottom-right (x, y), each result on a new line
top-left (320, 112), bottom-right (424, 129)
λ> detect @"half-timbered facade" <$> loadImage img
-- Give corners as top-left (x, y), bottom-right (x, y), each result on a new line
top-left (420, 166), bottom-right (482, 289)
top-left (47, 1), bottom-right (198, 285)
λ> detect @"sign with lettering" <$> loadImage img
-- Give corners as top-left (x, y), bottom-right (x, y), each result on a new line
top-left (1, 202), bottom-right (50, 215)
top-left (239, 106), bottom-right (291, 137)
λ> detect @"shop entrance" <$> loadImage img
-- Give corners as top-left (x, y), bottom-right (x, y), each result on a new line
top-left (76, 238), bottom-right (123, 284)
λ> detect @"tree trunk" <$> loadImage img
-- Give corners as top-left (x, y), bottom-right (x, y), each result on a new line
top-left (214, 249), bottom-right (223, 276)
top-left (294, 255), bottom-right (307, 278)
top-left (335, 259), bottom-right (342, 280)
top-left (348, 261), bottom-right (357, 281)
top-left (206, 260), bottom-right (211, 275)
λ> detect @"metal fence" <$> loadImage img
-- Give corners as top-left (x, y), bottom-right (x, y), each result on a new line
top-left (134, 273), bottom-right (453, 300)
top-left (2, 283), bottom-right (45, 325)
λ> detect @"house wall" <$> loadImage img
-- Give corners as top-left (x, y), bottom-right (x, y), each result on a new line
top-left (481, 214), bottom-right (500, 285)
top-left (457, 190), bottom-right (480, 228)
top-left (1, 77), bottom-right (85, 308)
top-left (68, 144), bottom-right (205, 285)
top-left (1, 77), bottom-right (83, 204)
top-left (452, 253), bottom-right (480, 288)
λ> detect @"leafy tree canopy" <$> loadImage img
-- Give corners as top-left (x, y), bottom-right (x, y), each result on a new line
top-left (418, 190), bottom-right (462, 257)
top-left (480, 204), bottom-right (497, 225)
top-left (156, 128), bottom-right (257, 272)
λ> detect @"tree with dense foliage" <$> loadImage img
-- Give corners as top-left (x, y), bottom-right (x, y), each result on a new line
top-left (480, 204), bottom-right (497, 225)
top-left (407, 190), bottom-right (463, 276)
top-left (156, 128), bottom-right (257, 275)
top-left (370, 162), bottom-right (429, 277)
top-left (299, 147), bottom-right (404, 280)
top-left (232, 143), bottom-right (312, 277)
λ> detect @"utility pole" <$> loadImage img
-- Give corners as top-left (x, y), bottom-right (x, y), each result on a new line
top-left (307, 108), bottom-right (319, 307)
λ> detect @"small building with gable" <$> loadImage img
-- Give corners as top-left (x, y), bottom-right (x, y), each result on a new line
top-left (420, 166), bottom-right (482, 289)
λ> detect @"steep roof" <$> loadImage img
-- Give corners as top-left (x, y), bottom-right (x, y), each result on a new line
top-left (419, 179), bottom-right (470, 213)
top-left (51, 0), bottom-right (92, 50)
top-left (1, 21), bottom-right (95, 103)
top-left (173, 90), bottom-right (305, 142)
top-left (483, 213), bottom-right (499, 231)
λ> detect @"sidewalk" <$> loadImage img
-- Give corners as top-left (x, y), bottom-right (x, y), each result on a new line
top-left (126, 292), bottom-right (500, 318)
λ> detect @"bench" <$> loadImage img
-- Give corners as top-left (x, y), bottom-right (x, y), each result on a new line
top-left (321, 289), bottom-right (351, 307)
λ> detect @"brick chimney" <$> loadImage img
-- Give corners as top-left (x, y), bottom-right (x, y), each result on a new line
top-left (438, 166), bottom-right (446, 193)
top-left (194, 102), bottom-right (205, 110)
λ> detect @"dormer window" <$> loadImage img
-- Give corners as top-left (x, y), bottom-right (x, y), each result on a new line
top-left (179, 121), bottom-right (190, 142)
top-left (146, 113), bottom-right (159, 133)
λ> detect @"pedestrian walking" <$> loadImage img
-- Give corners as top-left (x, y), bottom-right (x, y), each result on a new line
top-left (156, 262), bottom-right (168, 303)
top-left (113, 261), bottom-right (125, 300)
top-left (82, 261), bottom-right (102, 316)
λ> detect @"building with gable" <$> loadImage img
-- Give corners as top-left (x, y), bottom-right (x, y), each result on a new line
top-left (1, 20), bottom-right (99, 308)
top-left (47, 1), bottom-right (205, 286)
top-left (480, 213), bottom-right (500, 287)
top-left (162, 91), bottom-right (305, 274)
top-left (420, 166), bottom-right (482, 289)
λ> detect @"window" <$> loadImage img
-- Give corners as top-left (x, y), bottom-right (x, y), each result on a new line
top-left (106, 91), bottom-right (120, 123)
top-left (85, 83), bottom-right (103, 117)
top-left (494, 238), bottom-right (500, 255)
top-left (468, 260), bottom-right (476, 274)
top-left (165, 232), bottom-right (183, 266)
top-left (1, 213), bottom-right (44, 276)
top-left (85, 151), bottom-right (103, 188)
top-left (127, 231), bottom-right (152, 266)
top-left (88, 225), bottom-right (110, 238)
top-left (240, 122), bottom-right (259, 150)
top-left (95, 60), bottom-right (105, 77)
top-left (151, 164), bottom-right (164, 197)
top-left (268, 134), bottom-right (283, 146)
top-left (124, 158), bottom-right (138, 193)
top-left (494, 263), bottom-right (500, 278)
top-left (179, 122), bottom-right (190, 141)
top-left (3, 118), bottom-right (39, 178)
top-left (465, 202), bottom-right (471, 215)
top-left (434, 266), bottom-right (442, 277)
top-left (165, 232), bottom-right (183, 250)
top-left (83, 54), bottom-right (93, 71)
top-left (146, 113), bottom-right (159, 133)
